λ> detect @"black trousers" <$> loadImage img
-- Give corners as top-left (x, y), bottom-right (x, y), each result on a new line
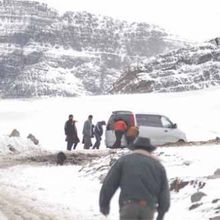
top-left (93, 134), bottom-right (101, 149)
top-left (112, 130), bottom-right (124, 148)
top-left (67, 141), bottom-right (78, 150)
top-left (126, 136), bottom-right (136, 145)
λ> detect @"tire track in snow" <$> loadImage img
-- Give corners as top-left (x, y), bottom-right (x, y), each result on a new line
top-left (0, 185), bottom-right (57, 220)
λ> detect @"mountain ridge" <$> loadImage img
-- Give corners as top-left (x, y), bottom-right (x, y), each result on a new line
top-left (110, 40), bottom-right (220, 94)
top-left (0, 0), bottom-right (186, 98)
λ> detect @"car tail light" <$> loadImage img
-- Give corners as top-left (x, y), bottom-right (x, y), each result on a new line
top-left (129, 114), bottom-right (135, 127)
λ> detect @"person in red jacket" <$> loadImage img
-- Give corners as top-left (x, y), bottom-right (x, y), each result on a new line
top-left (112, 118), bottom-right (128, 148)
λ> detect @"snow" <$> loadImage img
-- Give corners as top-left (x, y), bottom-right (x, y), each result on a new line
top-left (0, 136), bottom-right (39, 155)
top-left (0, 145), bottom-right (220, 219)
top-left (0, 164), bottom-right (102, 219)
top-left (45, 47), bottom-right (97, 58)
top-left (0, 88), bottom-right (220, 219)
top-left (1, 87), bottom-right (220, 151)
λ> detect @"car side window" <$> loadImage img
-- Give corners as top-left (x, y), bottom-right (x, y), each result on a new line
top-left (161, 116), bottom-right (173, 128)
top-left (136, 114), bottom-right (162, 127)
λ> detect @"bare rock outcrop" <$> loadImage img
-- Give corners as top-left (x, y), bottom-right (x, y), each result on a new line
top-left (191, 192), bottom-right (207, 203)
top-left (9, 129), bottom-right (20, 137)
top-left (111, 41), bottom-right (220, 94)
top-left (27, 134), bottom-right (39, 145)
top-left (0, 0), bottom-right (184, 98)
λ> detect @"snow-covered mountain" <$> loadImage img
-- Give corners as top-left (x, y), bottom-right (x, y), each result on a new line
top-left (0, 0), bottom-right (185, 98)
top-left (111, 39), bottom-right (220, 94)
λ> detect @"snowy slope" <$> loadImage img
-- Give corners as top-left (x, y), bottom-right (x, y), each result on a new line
top-left (0, 135), bottom-right (40, 155)
top-left (1, 87), bottom-right (220, 151)
top-left (111, 40), bottom-right (220, 94)
top-left (0, 145), bottom-right (220, 219)
top-left (0, 0), bottom-right (185, 98)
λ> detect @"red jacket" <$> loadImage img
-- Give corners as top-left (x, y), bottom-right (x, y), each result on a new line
top-left (114, 120), bottom-right (128, 132)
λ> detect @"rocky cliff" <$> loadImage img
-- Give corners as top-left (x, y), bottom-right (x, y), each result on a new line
top-left (110, 39), bottom-right (220, 94)
top-left (0, 0), bottom-right (185, 98)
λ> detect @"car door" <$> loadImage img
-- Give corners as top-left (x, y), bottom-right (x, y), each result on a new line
top-left (136, 114), bottom-right (166, 145)
top-left (160, 116), bottom-right (179, 143)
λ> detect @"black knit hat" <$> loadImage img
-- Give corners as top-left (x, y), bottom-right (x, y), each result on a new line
top-left (129, 137), bottom-right (156, 152)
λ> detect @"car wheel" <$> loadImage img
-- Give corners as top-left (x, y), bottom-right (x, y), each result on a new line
top-left (177, 139), bottom-right (185, 144)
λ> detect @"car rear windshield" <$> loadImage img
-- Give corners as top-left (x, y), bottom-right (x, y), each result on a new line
top-left (136, 114), bottom-right (162, 127)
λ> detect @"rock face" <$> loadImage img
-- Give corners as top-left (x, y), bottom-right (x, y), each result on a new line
top-left (27, 133), bottom-right (39, 145)
top-left (0, 0), bottom-right (185, 98)
top-left (9, 129), bottom-right (20, 137)
top-left (111, 41), bottom-right (220, 94)
top-left (191, 192), bottom-right (207, 203)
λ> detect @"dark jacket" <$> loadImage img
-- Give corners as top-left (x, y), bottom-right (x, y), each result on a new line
top-left (99, 151), bottom-right (170, 217)
top-left (64, 120), bottom-right (79, 143)
top-left (94, 121), bottom-right (105, 137)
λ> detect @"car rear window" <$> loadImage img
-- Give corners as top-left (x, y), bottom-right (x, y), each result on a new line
top-left (136, 114), bottom-right (162, 127)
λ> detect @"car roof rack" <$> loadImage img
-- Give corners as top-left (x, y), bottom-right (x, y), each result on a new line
top-left (112, 110), bottom-right (133, 114)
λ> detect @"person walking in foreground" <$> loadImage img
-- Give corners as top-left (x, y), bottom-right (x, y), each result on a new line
top-left (112, 118), bottom-right (128, 148)
top-left (82, 115), bottom-right (93, 149)
top-left (99, 137), bottom-right (170, 220)
top-left (92, 121), bottom-right (106, 149)
top-left (64, 114), bottom-right (80, 150)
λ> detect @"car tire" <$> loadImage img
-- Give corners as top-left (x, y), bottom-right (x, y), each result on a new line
top-left (177, 139), bottom-right (185, 144)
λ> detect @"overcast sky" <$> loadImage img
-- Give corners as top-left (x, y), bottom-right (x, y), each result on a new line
top-left (38, 0), bottom-right (220, 42)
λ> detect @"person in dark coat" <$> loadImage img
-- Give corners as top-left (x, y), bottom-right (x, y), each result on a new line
top-left (99, 137), bottom-right (170, 220)
top-left (64, 114), bottom-right (80, 150)
top-left (92, 121), bottom-right (106, 149)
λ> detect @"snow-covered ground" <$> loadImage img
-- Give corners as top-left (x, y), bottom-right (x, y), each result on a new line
top-left (0, 88), bottom-right (220, 219)
top-left (0, 145), bottom-right (220, 220)
top-left (0, 87), bottom-right (220, 151)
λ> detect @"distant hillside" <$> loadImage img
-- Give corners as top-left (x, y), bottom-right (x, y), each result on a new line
top-left (110, 39), bottom-right (220, 94)
top-left (0, 0), bottom-right (185, 98)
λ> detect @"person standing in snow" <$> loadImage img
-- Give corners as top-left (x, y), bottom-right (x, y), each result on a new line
top-left (92, 121), bottom-right (106, 149)
top-left (99, 137), bottom-right (170, 220)
top-left (112, 118), bottom-right (128, 148)
top-left (126, 126), bottom-right (139, 146)
top-left (64, 114), bottom-right (80, 150)
top-left (82, 115), bottom-right (93, 149)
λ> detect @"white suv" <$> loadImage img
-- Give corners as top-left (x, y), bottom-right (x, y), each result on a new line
top-left (105, 111), bottom-right (187, 148)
